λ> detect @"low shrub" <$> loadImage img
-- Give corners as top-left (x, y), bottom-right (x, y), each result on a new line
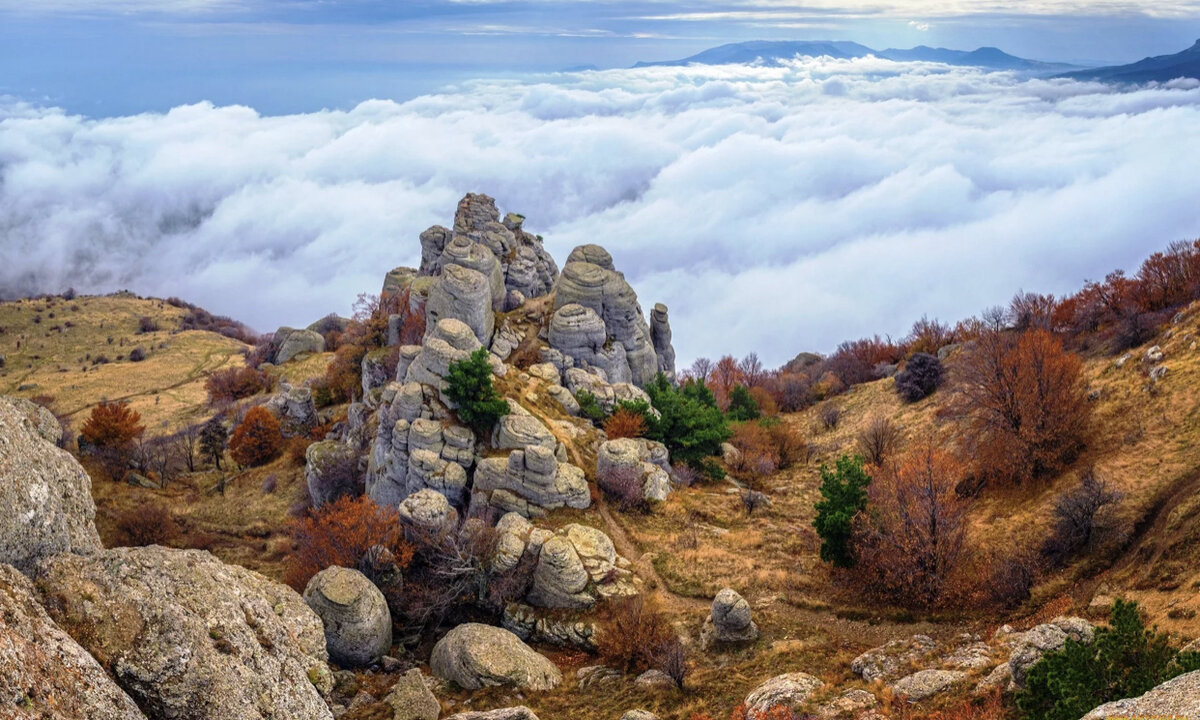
top-left (205, 366), bottom-right (274, 403)
top-left (114, 503), bottom-right (178, 547)
top-left (283, 495), bottom-right (413, 591)
top-left (596, 595), bottom-right (676, 674)
top-left (603, 406), bottom-right (648, 439)
top-left (229, 407), bottom-right (283, 468)
top-left (895, 352), bottom-right (943, 402)
top-left (856, 416), bottom-right (901, 467)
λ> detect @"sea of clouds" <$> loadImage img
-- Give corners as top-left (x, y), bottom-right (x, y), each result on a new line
top-left (3, 57), bottom-right (1200, 366)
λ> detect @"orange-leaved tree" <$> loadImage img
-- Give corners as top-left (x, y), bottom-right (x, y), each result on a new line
top-left (81, 400), bottom-right (145, 450)
top-left (952, 328), bottom-right (1090, 487)
top-left (229, 406), bottom-right (283, 468)
top-left (284, 494), bottom-right (413, 591)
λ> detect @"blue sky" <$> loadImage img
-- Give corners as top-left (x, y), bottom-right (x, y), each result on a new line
top-left (3, 0), bottom-right (1200, 115)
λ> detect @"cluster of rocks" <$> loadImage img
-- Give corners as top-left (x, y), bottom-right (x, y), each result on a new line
top-left (596, 437), bottom-right (673, 503)
top-left (265, 381), bottom-right (319, 436)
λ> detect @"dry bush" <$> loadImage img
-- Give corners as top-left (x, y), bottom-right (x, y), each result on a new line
top-left (853, 446), bottom-right (974, 610)
top-left (906, 315), bottom-right (954, 356)
top-left (951, 328), bottom-right (1090, 487)
top-left (603, 406), bottom-right (648, 439)
top-left (596, 595), bottom-right (675, 674)
top-left (602, 465), bottom-right (649, 513)
top-left (1041, 468), bottom-right (1123, 568)
top-left (729, 422), bottom-right (778, 476)
top-left (775, 373), bottom-right (812, 412)
top-left (229, 406), bottom-right (283, 468)
top-left (857, 416), bottom-right (901, 467)
top-left (283, 495), bottom-right (413, 591)
top-left (748, 386), bottom-right (778, 416)
top-left (205, 366), bottom-right (274, 404)
top-left (818, 403), bottom-right (841, 431)
top-left (891, 689), bottom-right (1007, 720)
top-left (763, 420), bottom-right (808, 469)
top-left (894, 352), bottom-right (943, 403)
top-left (286, 436), bottom-right (315, 467)
top-left (115, 503), bottom-right (178, 547)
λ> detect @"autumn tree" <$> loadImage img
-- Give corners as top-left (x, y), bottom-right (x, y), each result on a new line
top-left (854, 447), bottom-right (973, 609)
top-left (952, 328), bottom-right (1090, 487)
top-left (284, 494), bottom-right (413, 591)
top-left (709, 356), bottom-right (744, 409)
top-left (229, 406), bottom-right (283, 468)
top-left (80, 400), bottom-right (145, 479)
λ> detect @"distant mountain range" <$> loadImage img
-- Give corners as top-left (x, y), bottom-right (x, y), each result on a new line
top-left (634, 40), bottom-right (1079, 73)
top-left (1058, 39), bottom-right (1200, 83)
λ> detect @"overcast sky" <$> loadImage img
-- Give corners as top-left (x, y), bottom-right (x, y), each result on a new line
top-left (3, 1), bottom-right (1200, 114)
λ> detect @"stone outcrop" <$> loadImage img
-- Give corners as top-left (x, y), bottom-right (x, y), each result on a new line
top-left (563, 367), bottom-right (654, 414)
top-left (891, 669), bottom-right (966, 701)
top-left (384, 669), bottom-right (441, 720)
top-left (650, 303), bottom-right (676, 382)
top-left (369, 387), bottom-right (476, 509)
top-left (743, 673), bottom-right (825, 716)
top-left (273, 326), bottom-right (326, 364)
top-left (4, 394), bottom-right (62, 444)
top-left (851, 634), bottom-right (939, 683)
top-left (1082, 670), bottom-right (1200, 719)
top-left (0, 563), bottom-right (146, 719)
top-left (1001, 617), bottom-right (1093, 689)
top-left (445, 709), bottom-right (540, 720)
top-left (305, 440), bottom-right (361, 508)
top-left (426, 263), bottom-right (495, 347)
top-left (596, 438), bottom-right (672, 503)
top-left (303, 566), bottom-right (393, 668)
top-left (398, 488), bottom-right (460, 535)
top-left (265, 382), bottom-right (319, 436)
top-left (549, 244), bottom-right (672, 387)
top-left (36, 546), bottom-right (333, 720)
top-left (0, 395), bottom-right (101, 575)
top-left (700, 588), bottom-right (759, 649)
top-left (493, 413), bottom-right (558, 453)
top-left (470, 447), bottom-right (590, 518)
top-left (404, 319), bottom-right (483, 397)
top-left (430, 623), bottom-right (562, 691)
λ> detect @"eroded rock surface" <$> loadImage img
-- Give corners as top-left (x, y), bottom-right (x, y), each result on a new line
top-left (430, 623), bottom-right (562, 691)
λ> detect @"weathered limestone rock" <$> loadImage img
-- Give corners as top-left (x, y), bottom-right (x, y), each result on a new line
top-left (426, 264), bottom-right (495, 347)
top-left (265, 382), bottom-right (318, 437)
top-left (1004, 617), bottom-right (1094, 689)
top-left (4, 395), bottom-right (62, 444)
top-left (304, 566), bottom-right (392, 668)
top-left (494, 413), bottom-right (558, 453)
top-left (0, 395), bottom-right (101, 575)
top-left (305, 440), bottom-right (360, 508)
top-left (1082, 670), bottom-right (1200, 719)
top-left (634, 669), bottom-right (676, 691)
top-left (502, 603), bottom-right (598, 650)
top-left (650, 303), bottom-right (676, 382)
top-left (274, 327), bottom-right (326, 364)
top-left (596, 438), bottom-right (672, 503)
top-left (430, 623), bottom-right (562, 691)
top-left (399, 488), bottom-right (460, 535)
top-left (470, 447), bottom-right (590, 518)
top-left (851, 634), bottom-right (938, 682)
top-left (527, 535), bottom-right (593, 609)
top-left (361, 348), bottom-right (393, 399)
top-left (0, 564), bottom-right (146, 719)
top-left (445, 708), bottom-right (540, 720)
top-left (743, 673), bottom-right (824, 716)
top-left (408, 448), bottom-right (470, 507)
top-left (36, 546), bottom-right (333, 720)
top-left (621, 712), bottom-right (660, 720)
top-left (384, 669), bottom-right (441, 720)
top-left (700, 588), bottom-right (759, 649)
top-left (891, 670), bottom-right (966, 701)
top-left (405, 319), bottom-right (483, 393)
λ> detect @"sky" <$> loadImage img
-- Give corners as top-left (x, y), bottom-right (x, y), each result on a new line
top-left (2, 2), bottom-right (1200, 367)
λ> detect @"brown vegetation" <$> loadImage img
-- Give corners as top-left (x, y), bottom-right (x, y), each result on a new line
top-left (229, 406), bottom-right (283, 468)
top-left (283, 495), bottom-right (413, 591)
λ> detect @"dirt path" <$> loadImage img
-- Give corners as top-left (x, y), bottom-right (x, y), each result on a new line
top-left (60, 347), bottom-right (241, 418)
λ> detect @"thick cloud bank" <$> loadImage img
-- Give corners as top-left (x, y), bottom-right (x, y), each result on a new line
top-left (3, 58), bottom-right (1200, 365)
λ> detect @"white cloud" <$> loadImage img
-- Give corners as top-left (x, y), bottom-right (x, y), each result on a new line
top-left (908, 19), bottom-right (930, 30)
top-left (3, 58), bottom-right (1200, 367)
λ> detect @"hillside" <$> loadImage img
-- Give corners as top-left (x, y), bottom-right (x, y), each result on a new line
top-left (1061, 38), bottom-right (1200, 83)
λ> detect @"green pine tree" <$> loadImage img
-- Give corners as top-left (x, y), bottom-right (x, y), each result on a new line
top-left (812, 454), bottom-right (871, 568)
top-left (726, 385), bottom-right (761, 422)
top-left (444, 348), bottom-right (510, 435)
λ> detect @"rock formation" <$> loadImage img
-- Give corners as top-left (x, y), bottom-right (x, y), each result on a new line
top-left (36, 546), bottom-right (333, 720)
top-left (384, 669), bottom-right (441, 720)
top-left (305, 439), bottom-right (361, 508)
top-left (398, 488), bottom-right (460, 535)
top-left (650, 303), bottom-right (676, 382)
top-left (1082, 670), bottom-right (1200, 719)
top-left (304, 566), bottom-right (393, 668)
top-left (0, 395), bottom-right (101, 575)
top-left (596, 437), bottom-right (672, 503)
top-left (273, 326), bottom-right (326, 364)
top-left (0, 563), bottom-right (147, 719)
top-left (550, 244), bottom-right (668, 387)
top-left (469, 446), bottom-right (590, 518)
top-left (426, 263), bottom-right (496, 347)
top-left (742, 673), bottom-right (824, 717)
top-left (430, 623), bottom-right (562, 691)
top-left (700, 587), bottom-right (760, 649)
top-left (265, 382), bottom-right (319, 437)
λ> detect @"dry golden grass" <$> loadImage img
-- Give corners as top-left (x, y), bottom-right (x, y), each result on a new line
top-left (0, 293), bottom-right (250, 432)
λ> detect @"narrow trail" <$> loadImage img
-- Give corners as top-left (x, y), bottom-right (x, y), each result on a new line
top-left (60, 347), bottom-right (241, 418)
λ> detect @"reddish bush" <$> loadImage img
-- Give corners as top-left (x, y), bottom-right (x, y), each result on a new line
top-left (905, 315), bottom-right (954, 357)
top-left (81, 400), bottom-right (145, 450)
top-left (283, 495), bottom-right (413, 591)
top-left (596, 595), bottom-right (675, 674)
top-left (114, 503), bottom-right (178, 547)
top-left (603, 406), bottom-right (648, 439)
top-left (205, 365), bottom-right (274, 403)
top-left (710, 355), bottom-right (745, 409)
top-left (952, 328), bottom-right (1090, 486)
top-left (229, 406), bottom-right (283, 468)
top-left (747, 386), bottom-right (778, 416)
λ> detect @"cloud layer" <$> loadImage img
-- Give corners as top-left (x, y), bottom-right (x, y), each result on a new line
top-left (3, 59), bottom-right (1200, 366)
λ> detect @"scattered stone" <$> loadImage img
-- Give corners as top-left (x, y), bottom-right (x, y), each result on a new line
top-left (576, 665), bottom-right (622, 690)
top-left (430, 623), bottom-right (562, 691)
top-left (444, 708), bottom-right (540, 720)
top-left (1145, 345), bottom-right (1165, 363)
top-left (0, 395), bottom-right (101, 575)
top-left (851, 635), bottom-right (937, 683)
top-left (1150, 365), bottom-right (1168, 381)
top-left (743, 673), bottom-right (824, 716)
top-left (891, 669), bottom-right (966, 701)
top-left (815, 689), bottom-right (877, 719)
top-left (700, 588), bottom-right (760, 649)
top-left (0, 563), bottom-right (147, 719)
top-left (384, 669), bottom-right (441, 720)
top-left (633, 669), bottom-right (676, 691)
top-left (974, 663), bottom-right (1011, 694)
top-left (1115, 352), bottom-right (1133, 368)
top-left (621, 711), bottom-right (660, 720)
top-left (304, 566), bottom-right (393, 668)
top-left (36, 546), bottom-right (332, 720)
top-left (1082, 669), bottom-right (1200, 719)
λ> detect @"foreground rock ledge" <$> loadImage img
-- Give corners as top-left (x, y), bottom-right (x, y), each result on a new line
top-left (36, 546), bottom-right (334, 720)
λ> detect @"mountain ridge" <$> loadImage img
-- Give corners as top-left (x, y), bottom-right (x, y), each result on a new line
top-left (1059, 38), bottom-right (1200, 83)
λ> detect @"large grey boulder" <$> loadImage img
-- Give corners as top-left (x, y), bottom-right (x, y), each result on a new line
top-left (405, 319), bottom-right (483, 393)
top-left (1005, 617), bottom-right (1094, 689)
top-left (274, 327), bottom-right (326, 364)
top-left (398, 488), bottom-right (460, 535)
top-left (1082, 670), bottom-right (1200, 719)
top-left (0, 395), bottom-right (101, 575)
top-left (851, 634), bottom-right (938, 682)
top-left (596, 438), bottom-right (672, 503)
top-left (303, 566), bottom-right (392, 668)
top-left (743, 673), bottom-right (824, 716)
top-left (700, 587), bottom-right (759, 649)
top-left (430, 623), bottom-right (562, 691)
top-left (425, 263), bottom-right (495, 347)
top-left (438, 234), bottom-right (506, 311)
top-left (0, 563), bottom-right (146, 719)
top-left (493, 413), bottom-right (557, 453)
top-left (305, 440), bottom-right (360, 508)
top-left (526, 535), bottom-right (593, 609)
top-left (265, 382), bottom-right (318, 437)
top-left (36, 546), bottom-right (333, 720)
